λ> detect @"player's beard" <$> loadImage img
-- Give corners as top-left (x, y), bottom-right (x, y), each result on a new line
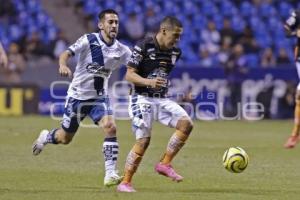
top-left (109, 29), bottom-right (117, 40)
top-left (166, 41), bottom-right (175, 49)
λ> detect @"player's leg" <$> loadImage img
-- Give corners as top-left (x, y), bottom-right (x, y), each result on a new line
top-left (98, 115), bottom-right (122, 186)
top-left (118, 136), bottom-right (151, 192)
top-left (284, 60), bottom-right (300, 148)
top-left (155, 99), bottom-right (193, 181)
top-left (89, 97), bottom-right (122, 187)
top-left (284, 89), bottom-right (300, 148)
top-left (118, 95), bottom-right (153, 192)
top-left (32, 97), bottom-right (82, 155)
top-left (32, 128), bottom-right (77, 155)
top-left (159, 116), bottom-right (193, 164)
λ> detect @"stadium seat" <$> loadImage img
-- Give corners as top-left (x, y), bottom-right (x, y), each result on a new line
top-left (278, 2), bottom-right (293, 18)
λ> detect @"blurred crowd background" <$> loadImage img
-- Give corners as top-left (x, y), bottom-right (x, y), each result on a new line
top-left (0, 0), bottom-right (299, 119)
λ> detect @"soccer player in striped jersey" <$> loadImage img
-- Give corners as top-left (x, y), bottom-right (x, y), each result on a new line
top-left (283, 10), bottom-right (300, 148)
top-left (32, 9), bottom-right (131, 186)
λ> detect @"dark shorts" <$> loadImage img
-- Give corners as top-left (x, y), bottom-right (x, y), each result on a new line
top-left (61, 96), bottom-right (113, 133)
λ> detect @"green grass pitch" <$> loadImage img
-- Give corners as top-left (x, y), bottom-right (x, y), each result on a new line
top-left (1, 116), bottom-right (300, 200)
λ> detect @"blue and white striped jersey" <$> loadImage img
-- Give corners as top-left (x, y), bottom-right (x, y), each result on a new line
top-left (67, 32), bottom-right (131, 100)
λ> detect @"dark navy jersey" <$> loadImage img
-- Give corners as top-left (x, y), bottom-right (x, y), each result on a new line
top-left (127, 36), bottom-right (181, 98)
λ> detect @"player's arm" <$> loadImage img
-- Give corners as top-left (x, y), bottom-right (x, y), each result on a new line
top-left (58, 34), bottom-right (88, 77)
top-left (125, 66), bottom-right (166, 89)
top-left (284, 11), bottom-right (299, 37)
top-left (126, 43), bottom-right (166, 89)
top-left (284, 24), bottom-right (296, 37)
top-left (0, 42), bottom-right (8, 68)
top-left (58, 50), bottom-right (72, 77)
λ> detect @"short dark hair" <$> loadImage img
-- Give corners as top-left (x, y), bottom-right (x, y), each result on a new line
top-left (160, 16), bottom-right (183, 30)
top-left (98, 9), bottom-right (118, 21)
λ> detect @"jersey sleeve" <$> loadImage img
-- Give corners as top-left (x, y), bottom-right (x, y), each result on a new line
top-left (67, 34), bottom-right (89, 56)
top-left (127, 41), bottom-right (145, 69)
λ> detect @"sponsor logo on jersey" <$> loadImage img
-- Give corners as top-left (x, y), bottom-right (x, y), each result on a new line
top-left (147, 48), bottom-right (155, 53)
top-left (86, 62), bottom-right (110, 76)
top-left (103, 47), bottom-right (121, 55)
top-left (149, 53), bottom-right (156, 60)
top-left (134, 45), bottom-right (142, 52)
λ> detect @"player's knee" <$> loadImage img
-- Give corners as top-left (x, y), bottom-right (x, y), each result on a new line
top-left (177, 118), bottom-right (193, 135)
top-left (102, 121), bottom-right (116, 135)
top-left (110, 125), bottom-right (117, 134)
top-left (134, 137), bottom-right (151, 155)
top-left (138, 137), bottom-right (151, 149)
top-left (296, 92), bottom-right (300, 101)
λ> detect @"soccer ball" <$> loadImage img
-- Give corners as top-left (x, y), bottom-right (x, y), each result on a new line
top-left (222, 147), bottom-right (249, 173)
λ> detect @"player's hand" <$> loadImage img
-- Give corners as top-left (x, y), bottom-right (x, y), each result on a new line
top-left (59, 65), bottom-right (72, 78)
top-left (147, 77), bottom-right (167, 89)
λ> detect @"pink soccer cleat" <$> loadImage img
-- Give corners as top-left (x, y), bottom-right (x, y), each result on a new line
top-left (117, 183), bottom-right (136, 192)
top-left (155, 163), bottom-right (183, 182)
top-left (284, 135), bottom-right (300, 149)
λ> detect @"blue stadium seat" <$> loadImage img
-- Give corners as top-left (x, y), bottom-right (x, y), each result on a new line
top-left (213, 15), bottom-right (224, 30)
top-left (9, 24), bottom-right (24, 42)
top-left (220, 0), bottom-right (236, 17)
top-left (278, 2), bottom-right (293, 18)
top-left (183, 1), bottom-right (198, 14)
top-left (84, 0), bottom-right (97, 15)
top-left (193, 14), bottom-right (207, 31)
top-left (231, 15), bottom-right (245, 33)
top-left (240, 1), bottom-right (256, 18)
top-left (258, 3), bottom-right (277, 18)
top-left (104, 1), bottom-right (116, 8)
top-left (201, 1), bottom-right (218, 17)
top-left (47, 26), bottom-right (58, 42)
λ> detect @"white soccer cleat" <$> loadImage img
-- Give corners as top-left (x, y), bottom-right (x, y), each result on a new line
top-left (104, 170), bottom-right (123, 187)
top-left (32, 130), bottom-right (49, 156)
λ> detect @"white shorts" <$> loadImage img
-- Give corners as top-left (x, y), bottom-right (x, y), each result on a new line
top-left (128, 94), bottom-right (190, 139)
top-left (296, 62), bottom-right (300, 90)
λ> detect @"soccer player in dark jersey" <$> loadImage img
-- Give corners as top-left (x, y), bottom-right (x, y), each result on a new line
top-left (283, 10), bottom-right (300, 148)
top-left (117, 16), bottom-right (193, 192)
